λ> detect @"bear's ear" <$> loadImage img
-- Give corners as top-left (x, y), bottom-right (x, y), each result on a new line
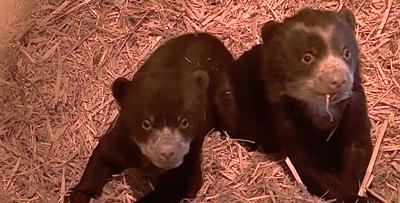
top-left (192, 70), bottom-right (209, 90)
top-left (112, 78), bottom-right (131, 102)
top-left (338, 7), bottom-right (356, 31)
top-left (261, 20), bottom-right (280, 43)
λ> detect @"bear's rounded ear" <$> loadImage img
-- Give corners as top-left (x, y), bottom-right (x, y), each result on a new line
top-left (112, 78), bottom-right (130, 102)
top-left (338, 7), bottom-right (356, 31)
top-left (261, 20), bottom-right (280, 43)
top-left (192, 70), bottom-right (209, 90)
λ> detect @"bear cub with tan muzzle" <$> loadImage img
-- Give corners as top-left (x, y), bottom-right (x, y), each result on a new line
top-left (225, 8), bottom-right (373, 203)
top-left (67, 32), bottom-right (236, 203)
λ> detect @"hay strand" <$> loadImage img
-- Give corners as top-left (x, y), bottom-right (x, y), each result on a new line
top-left (285, 157), bottom-right (304, 185)
top-left (358, 112), bottom-right (395, 196)
top-left (0, 0), bottom-right (399, 202)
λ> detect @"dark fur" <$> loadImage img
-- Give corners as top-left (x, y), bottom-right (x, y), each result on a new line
top-left (67, 33), bottom-right (235, 203)
top-left (226, 8), bottom-right (373, 202)
top-left (224, 44), bottom-right (278, 152)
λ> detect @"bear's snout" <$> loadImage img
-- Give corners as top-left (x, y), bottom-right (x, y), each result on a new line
top-left (316, 56), bottom-right (353, 93)
top-left (323, 68), bottom-right (349, 91)
top-left (159, 143), bottom-right (175, 160)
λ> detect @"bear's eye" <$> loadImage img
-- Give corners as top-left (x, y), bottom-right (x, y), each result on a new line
top-left (301, 53), bottom-right (315, 64)
top-left (180, 118), bottom-right (190, 128)
top-left (343, 48), bottom-right (351, 59)
top-left (141, 119), bottom-right (152, 130)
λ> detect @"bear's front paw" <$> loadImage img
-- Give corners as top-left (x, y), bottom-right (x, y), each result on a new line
top-left (66, 189), bottom-right (92, 203)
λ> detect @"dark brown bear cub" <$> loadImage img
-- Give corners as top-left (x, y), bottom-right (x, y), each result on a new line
top-left (261, 8), bottom-right (372, 202)
top-left (228, 8), bottom-right (373, 202)
top-left (68, 33), bottom-right (236, 203)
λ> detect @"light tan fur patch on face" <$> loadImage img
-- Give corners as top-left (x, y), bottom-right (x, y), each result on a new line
top-left (285, 23), bottom-right (354, 121)
top-left (317, 55), bottom-right (354, 91)
top-left (287, 22), bottom-right (354, 98)
top-left (134, 127), bottom-right (191, 170)
top-left (292, 23), bottom-right (334, 49)
top-left (285, 77), bottom-right (316, 102)
top-left (285, 54), bottom-right (353, 103)
top-left (319, 55), bottom-right (347, 71)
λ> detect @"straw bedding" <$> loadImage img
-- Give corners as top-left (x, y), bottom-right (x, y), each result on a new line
top-left (0, 0), bottom-right (399, 202)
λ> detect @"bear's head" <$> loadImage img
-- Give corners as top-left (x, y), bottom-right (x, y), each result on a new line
top-left (111, 69), bottom-right (209, 170)
top-left (260, 8), bottom-right (359, 107)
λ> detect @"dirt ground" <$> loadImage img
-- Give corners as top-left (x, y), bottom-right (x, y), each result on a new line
top-left (0, 0), bottom-right (399, 203)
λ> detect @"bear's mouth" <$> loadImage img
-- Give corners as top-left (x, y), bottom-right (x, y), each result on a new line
top-left (152, 157), bottom-right (183, 170)
top-left (313, 90), bottom-right (352, 103)
top-left (317, 91), bottom-right (352, 122)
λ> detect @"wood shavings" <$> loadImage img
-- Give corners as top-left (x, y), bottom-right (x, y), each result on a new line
top-left (0, 0), bottom-right (399, 202)
top-left (358, 112), bottom-right (394, 196)
top-left (326, 123), bottom-right (339, 142)
top-left (284, 157), bottom-right (303, 185)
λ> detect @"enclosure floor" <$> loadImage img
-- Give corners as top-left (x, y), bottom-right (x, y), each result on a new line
top-left (0, 0), bottom-right (399, 202)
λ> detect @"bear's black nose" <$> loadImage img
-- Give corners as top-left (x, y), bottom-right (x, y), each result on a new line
top-left (161, 151), bottom-right (174, 160)
top-left (329, 77), bottom-right (346, 89)
top-left (160, 144), bottom-right (175, 160)
top-left (324, 69), bottom-right (348, 90)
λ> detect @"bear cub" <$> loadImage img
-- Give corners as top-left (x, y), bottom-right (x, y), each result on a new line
top-left (68, 33), bottom-right (236, 203)
top-left (227, 8), bottom-right (373, 202)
